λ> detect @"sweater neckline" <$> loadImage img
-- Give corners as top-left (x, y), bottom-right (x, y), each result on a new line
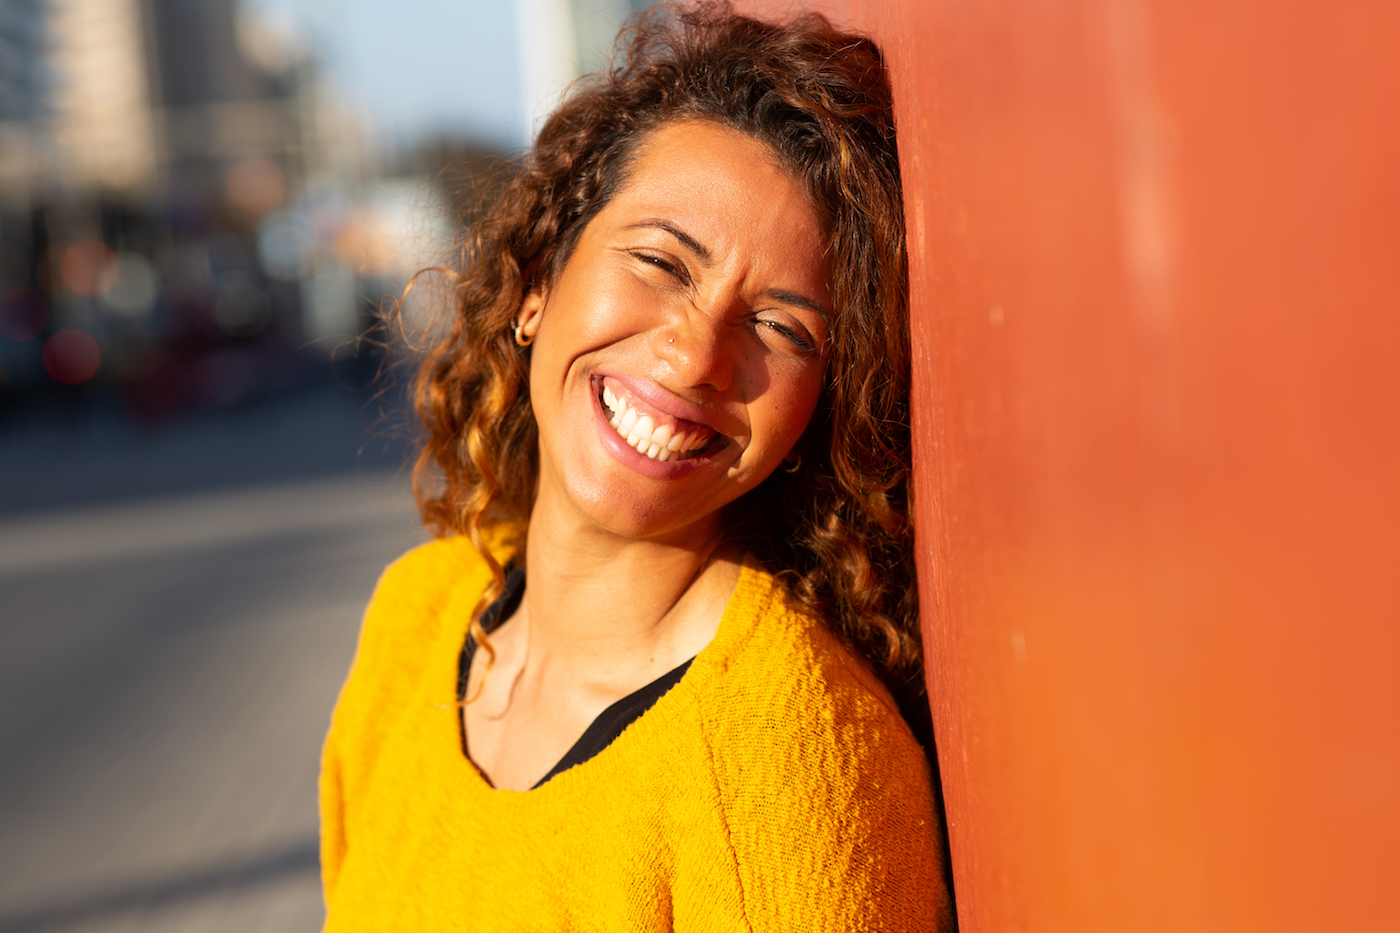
top-left (439, 555), bottom-right (776, 799)
top-left (454, 564), bottom-right (697, 789)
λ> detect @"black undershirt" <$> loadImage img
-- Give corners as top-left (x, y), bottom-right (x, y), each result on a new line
top-left (456, 565), bottom-right (694, 790)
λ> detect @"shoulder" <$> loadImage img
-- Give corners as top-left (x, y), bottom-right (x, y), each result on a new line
top-left (700, 563), bottom-right (929, 773)
top-left (369, 535), bottom-right (489, 624)
top-left (355, 537), bottom-right (479, 653)
top-left (335, 535), bottom-right (497, 726)
top-left (691, 564), bottom-right (952, 929)
top-left (320, 534), bottom-right (497, 894)
top-left (352, 530), bottom-right (520, 678)
top-left (326, 534), bottom-right (497, 767)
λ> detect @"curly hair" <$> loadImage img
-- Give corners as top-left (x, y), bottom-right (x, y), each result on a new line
top-left (413, 2), bottom-right (918, 685)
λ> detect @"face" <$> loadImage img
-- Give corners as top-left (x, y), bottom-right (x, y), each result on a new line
top-left (521, 119), bottom-right (831, 545)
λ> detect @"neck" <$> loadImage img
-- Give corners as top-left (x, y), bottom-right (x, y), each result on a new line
top-left (514, 483), bottom-right (738, 675)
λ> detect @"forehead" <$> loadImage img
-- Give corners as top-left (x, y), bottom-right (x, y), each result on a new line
top-left (618, 119), bottom-right (811, 217)
top-left (627, 118), bottom-right (792, 190)
top-left (597, 120), bottom-right (829, 282)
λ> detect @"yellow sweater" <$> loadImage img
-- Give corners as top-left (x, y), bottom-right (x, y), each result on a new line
top-left (320, 536), bottom-right (952, 931)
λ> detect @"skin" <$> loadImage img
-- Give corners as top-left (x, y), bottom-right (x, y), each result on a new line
top-left (464, 119), bottom-right (832, 791)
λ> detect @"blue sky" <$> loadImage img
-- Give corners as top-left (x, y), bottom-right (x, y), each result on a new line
top-left (242, 0), bottom-right (525, 150)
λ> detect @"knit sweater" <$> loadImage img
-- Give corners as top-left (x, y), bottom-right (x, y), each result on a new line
top-left (320, 536), bottom-right (953, 931)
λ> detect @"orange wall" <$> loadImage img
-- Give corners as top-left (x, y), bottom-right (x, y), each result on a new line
top-left (743, 1), bottom-right (1400, 929)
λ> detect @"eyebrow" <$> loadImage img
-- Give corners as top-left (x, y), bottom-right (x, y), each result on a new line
top-left (625, 219), bottom-right (830, 321)
top-left (766, 289), bottom-right (831, 322)
top-left (624, 219), bottom-right (713, 265)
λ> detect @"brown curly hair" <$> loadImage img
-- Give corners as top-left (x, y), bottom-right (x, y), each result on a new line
top-left (413, 2), bottom-right (918, 685)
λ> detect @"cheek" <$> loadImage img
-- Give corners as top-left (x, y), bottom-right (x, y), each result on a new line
top-left (759, 366), bottom-right (825, 451)
top-left (536, 277), bottom-right (656, 369)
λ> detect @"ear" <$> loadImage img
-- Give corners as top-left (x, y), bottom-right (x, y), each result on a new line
top-left (516, 287), bottom-right (546, 342)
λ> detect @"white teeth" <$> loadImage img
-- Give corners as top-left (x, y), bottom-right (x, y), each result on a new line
top-left (598, 384), bottom-right (713, 463)
top-left (629, 415), bottom-right (654, 447)
top-left (617, 408), bottom-right (638, 435)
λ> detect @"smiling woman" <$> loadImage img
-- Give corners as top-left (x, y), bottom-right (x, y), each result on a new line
top-left (522, 121), bottom-right (830, 542)
top-left (318, 3), bottom-right (954, 930)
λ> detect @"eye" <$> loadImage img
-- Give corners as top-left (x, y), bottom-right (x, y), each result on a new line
top-left (757, 318), bottom-right (816, 353)
top-left (630, 251), bottom-right (689, 285)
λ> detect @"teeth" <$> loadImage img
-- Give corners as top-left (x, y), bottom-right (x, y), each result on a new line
top-left (597, 385), bottom-right (712, 463)
top-left (617, 408), bottom-right (638, 436)
top-left (628, 415), bottom-right (654, 447)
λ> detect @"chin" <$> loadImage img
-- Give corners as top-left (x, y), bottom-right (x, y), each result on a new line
top-left (549, 463), bottom-right (721, 545)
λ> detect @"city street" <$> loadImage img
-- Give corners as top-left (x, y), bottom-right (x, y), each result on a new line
top-left (0, 388), bottom-right (427, 932)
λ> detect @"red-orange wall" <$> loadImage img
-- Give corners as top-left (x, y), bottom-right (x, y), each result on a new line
top-left (744, 1), bottom-right (1400, 929)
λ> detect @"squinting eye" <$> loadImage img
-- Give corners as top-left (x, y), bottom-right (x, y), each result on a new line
top-left (633, 252), bottom-right (687, 282)
top-left (760, 319), bottom-right (815, 353)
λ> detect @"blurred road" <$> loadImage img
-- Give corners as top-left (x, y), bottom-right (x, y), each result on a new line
top-left (0, 386), bottom-right (428, 932)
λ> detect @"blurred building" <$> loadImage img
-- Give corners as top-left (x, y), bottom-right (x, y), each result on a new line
top-left (0, 0), bottom-right (50, 125)
top-left (0, 0), bottom-right (52, 267)
top-left (516, 0), bottom-right (652, 145)
top-left (0, 0), bottom-right (379, 415)
top-left (0, 0), bottom-right (651, 417)
top-left (149, 0), bottom-right (299, 199)
top-left (50, 0), bottom-right (160, 196)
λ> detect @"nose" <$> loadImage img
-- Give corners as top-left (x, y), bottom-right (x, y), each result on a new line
top-left (656, 304), bottom-right (736, 393)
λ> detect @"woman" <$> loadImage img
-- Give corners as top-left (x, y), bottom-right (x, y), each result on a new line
top-left (320, 4), bottom-right (954, 929)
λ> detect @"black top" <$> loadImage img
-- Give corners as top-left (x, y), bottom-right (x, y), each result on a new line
top-left (456, 565), bottom-right (694, 790)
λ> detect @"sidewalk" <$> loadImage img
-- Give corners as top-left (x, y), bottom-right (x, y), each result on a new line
top-left (0, 388), bottom-right (426, 932)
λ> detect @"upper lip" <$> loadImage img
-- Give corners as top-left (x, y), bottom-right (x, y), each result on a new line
top-left (591, 372), bottom-right (735, 438)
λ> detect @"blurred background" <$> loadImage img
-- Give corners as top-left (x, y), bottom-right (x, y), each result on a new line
top-left (0, 0), bottom-right (648, 930)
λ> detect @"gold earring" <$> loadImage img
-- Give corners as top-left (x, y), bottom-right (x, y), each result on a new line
top-left (513, 321), bottom-right (534, 347)
top-left (781, 453), bottom-right (802, 473)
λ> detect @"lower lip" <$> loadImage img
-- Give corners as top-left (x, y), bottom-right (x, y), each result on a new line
top-left (591, 387), bottom-right (712, 479)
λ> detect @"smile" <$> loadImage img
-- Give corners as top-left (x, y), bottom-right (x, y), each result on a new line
top-left (599, 378), bottom-right (717, 463)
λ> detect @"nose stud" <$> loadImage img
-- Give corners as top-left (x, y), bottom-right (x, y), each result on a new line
top-left (668, 338), bottom-right (674, 344)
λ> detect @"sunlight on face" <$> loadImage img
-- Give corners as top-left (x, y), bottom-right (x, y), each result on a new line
top-left (522, 119), bottom-right (831, 544)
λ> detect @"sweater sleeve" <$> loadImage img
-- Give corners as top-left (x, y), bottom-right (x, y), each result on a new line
top-left (319, 537), bottom-right (485, 903)
top-left (705, 616), bottom-right (956, 932)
